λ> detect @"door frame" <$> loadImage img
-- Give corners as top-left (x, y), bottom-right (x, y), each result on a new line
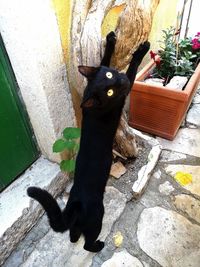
top-left (0, 0), bottom-right (76, 162)
top-left (0, 34), bottom-right (38, 147)
top-left (0, 34), bottom-right (40, 190)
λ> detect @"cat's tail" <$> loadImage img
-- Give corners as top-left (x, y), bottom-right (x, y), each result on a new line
top-left (27, 186), bottom-right (78, 233)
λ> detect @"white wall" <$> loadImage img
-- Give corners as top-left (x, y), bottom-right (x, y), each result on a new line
top-left (187, 0), bottom-right (199, 37)
top-left (179, 0), bottom-right (200, 38)
top-left (0, 0), bottom-right (76, 162)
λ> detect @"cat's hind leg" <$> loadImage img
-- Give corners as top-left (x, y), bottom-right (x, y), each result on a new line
top-left (83, 205), bottom-right (104, 252)
top-left (84, 240), bottom-right (104, 253)
top-left (83, 226), bottom-right (104, 253)
top-left (70, 224), bottom-right (82, 243)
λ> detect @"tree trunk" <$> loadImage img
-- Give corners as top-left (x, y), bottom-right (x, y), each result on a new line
top-left (111, 0), bottom-right (160, 70)
top-left (112, 0), bottom-right (160, 158)
top-left (68, 0), bottom-right (160, 157)
top-left (114, 111), bottom-right (138, 157)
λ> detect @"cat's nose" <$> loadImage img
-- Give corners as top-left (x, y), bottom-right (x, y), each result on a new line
top-left (120, 78), bottom-right (126, 85)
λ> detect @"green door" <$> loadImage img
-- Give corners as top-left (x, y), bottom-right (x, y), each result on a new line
top-left (0, 35), bottom-right (39, 191)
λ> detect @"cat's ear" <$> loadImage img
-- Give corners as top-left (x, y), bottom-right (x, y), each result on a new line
top-left (78, 66), bottom-right (100, 80)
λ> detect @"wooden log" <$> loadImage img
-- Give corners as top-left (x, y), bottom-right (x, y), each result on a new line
top-left (112, 0), bottom-right (160, 157)
top-left (112, 0), bottom-right (160, 70)
top-left (68, 0), bottom-right (160, 157)
top-left (114, 112), bottom-right (138, 157)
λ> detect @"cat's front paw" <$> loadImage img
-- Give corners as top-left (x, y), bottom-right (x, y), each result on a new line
top-left (133, 41), bottom-right (150, 59)
top-left (106, 31), bottom-right (116, 47)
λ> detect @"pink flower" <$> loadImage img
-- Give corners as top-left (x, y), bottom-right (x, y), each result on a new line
top-left (155, 57), bottom-right (161, 67)
top-left (192, 33), bottom-right (200, 50)
top-left (150, 50), bottom-right (161, 67)
top-left (192, 38), bottom-right (200, 50)
top-left (150, 50), bottom-right (157, 60)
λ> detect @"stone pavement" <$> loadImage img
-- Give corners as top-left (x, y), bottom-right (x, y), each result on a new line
top-left (2, 87), bottom-right (200, 267)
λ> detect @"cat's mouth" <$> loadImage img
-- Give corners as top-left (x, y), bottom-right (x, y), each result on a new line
top-left (81, 98), bottom-right (94, 108)
top-left (81, 97), bottom-right (102, 108)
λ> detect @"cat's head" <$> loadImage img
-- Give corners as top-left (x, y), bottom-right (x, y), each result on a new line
top-left (78, 66), bottom-right (130, 110)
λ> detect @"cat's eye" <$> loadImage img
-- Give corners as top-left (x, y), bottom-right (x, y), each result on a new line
top-left (106, 72), bottom-right (113, 79)
top-left (107, 89), bottom-right (114, 97)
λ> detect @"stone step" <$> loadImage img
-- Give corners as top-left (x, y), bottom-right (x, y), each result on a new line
top-left (0, 157), bottom-right (68, 265)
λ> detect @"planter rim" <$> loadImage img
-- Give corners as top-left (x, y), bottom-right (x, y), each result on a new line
top-left (132, 81), bottom-right (188, 102)
top-left (185, 62), bottom-right (200, 92)
top-left (134, 59), bottom-right (200, 101)
top-left (129, 58), bottom-right (200, 140)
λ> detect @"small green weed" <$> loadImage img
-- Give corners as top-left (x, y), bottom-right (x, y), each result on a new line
top-left (53, 127), bottom-right (81, 174)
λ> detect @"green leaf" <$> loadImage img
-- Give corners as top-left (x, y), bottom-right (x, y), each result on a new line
top-left (53, 139), bottom-right (67, 153)
top-left (65, 140), bottom-right (76, 151)
top-left (60, 160), bottom-right (76, 173)
top-left (63, 127), bottom-right (81, 140)
top-left (74, 143), bottom-right (80, 152)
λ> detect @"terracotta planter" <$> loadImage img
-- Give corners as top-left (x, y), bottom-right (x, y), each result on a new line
top-left (129, 60), bottom-right (200, 140)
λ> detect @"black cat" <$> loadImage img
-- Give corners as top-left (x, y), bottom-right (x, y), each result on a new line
top-left (27, 32), bottom-right (150, 252)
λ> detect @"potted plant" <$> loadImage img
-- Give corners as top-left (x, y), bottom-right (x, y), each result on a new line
top-left (129, 28), bottom-right (200, 140)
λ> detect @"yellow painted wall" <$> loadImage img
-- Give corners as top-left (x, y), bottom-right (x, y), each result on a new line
top-left (51, 0), bottom-right (180, 122)
top-left (51, 0), bottom-right (71, 61)
top-left (102, 1), bottom-right (180, 66)
top-left (149, 0), bottom-right (179, 52)
top-left (101, 4), bottom-right (126, 37)
top-left (51, 0), bottom-right (82, 125)
top-left (140, 0), bottom-right (180, 68)
top-left (52, 0), bottom-right (180, 65)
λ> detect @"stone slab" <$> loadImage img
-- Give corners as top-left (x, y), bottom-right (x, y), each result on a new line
top-left (18, 186), bottom-right (127, 267)
top-left (166, 76), bottom-right (188, 90)
top-left (130, 128), bottom-right (160, 147)
top-left (159, 181), bottom-right (174, 195)
top-left (165, 164), bottom-right (200, 197)
top-left (144, 78), bottom-right (164, 86)
top-left (0, 157), bottom-right (68, 266)
top-left (186, 104), bottom-right (200, 127)
top-left (137, 207), bottom-right (200, 267)
top-left (159, 151), bottom-right (187, 162)
top-left (101, 249), bottom-right (143, 267)
top-left (174, 194), bottom-right (200, 224)
top-left (152, 169), bottom-right (162, 179)
top-left (132, 145), bottom-right (162, 198)
top-left (193, 88), bottom-right (200, 104)
top-left (157, 128), bottom-right (200, 157)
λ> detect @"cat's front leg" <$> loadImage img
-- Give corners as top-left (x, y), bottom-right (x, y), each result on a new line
top-left (100, 31), bottom-right (116, 67)
top-left (126, 41), bottom-right (150, 88)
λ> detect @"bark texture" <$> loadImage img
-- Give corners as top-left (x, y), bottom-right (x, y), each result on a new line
top-left (68, 0), bottom-right (160, 157)
top-left (112, 0), bottom-right (160, 70)
top-left (115, 111), bottom-right (138, 157)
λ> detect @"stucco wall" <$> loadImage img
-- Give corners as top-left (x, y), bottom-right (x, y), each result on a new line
top-left (51, 0), bottom-right (181, 120)
top-left (0, 0), bottom-right (184, 161)
top-left (0, 0), bottom-right (76, 162)
top-left (52, 0), bottom-right (72, 61)
top-left (180, 0), bottom-right (199, 38)
top-left (149, 0), bottom-right (179, 51)
top-left (52, 0), bottom-right (180, 65)
top-left (139, 0), bottom-right (179, 68)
